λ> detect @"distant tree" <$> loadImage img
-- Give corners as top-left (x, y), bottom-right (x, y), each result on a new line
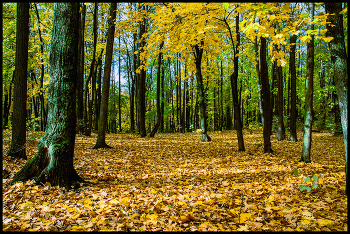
top-left (7, 2), bottom-right (30, 160)
top-left (12, 3), bottom-right (84, 188)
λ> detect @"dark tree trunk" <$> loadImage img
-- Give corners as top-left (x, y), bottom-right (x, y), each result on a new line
top-left (94, 50), bottom-right (103, 131)
top-left (34, 3), bottom-right (48, 131)
top-left (150, 41), bottom-right (164, 137)
top-left (228, 14), bottom-right (245, 151)
top-left (194, 41), bottom-right (211, 142)
top-left (301, 3), bottom-right (315, 163)
top-left (7, 2), bottom-right (30, 160)
top-left (254, 36), bottom-right (264, 127)
top-left (160, 62), bottom-right (165, 132)
top-left (93, 2), bottom-right (117, 149)
top-left (325, 2), bottom-right (348, 194)
top-left (289, 34), bottom-right (298, 141)
top-left (260, 36), bottom-right (273, 153)
top-left (277, 63), bottom-right (286, 141)
top-left (12, 3), bottom-right (83, 189)
top-left (76, 3), bottom-right (86, 135)
top-left (138, 7), bottom-right (147, 137)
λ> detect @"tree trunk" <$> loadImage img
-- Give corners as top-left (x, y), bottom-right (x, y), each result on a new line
top-left (301, 2), bottom-right (315, 163)
top-left (228, 14), bottom-right (245, 151)
top-left (93, 2), bottom-right (117, 149)
top-left (289, 34), bottom-right (298, 141)
top-left (12, 3), bottom-right (83, 189)
top-left (277, 63), bottom-right (286, 141)
top-left (194, 41), bottom-right (211, 142)
top-left (137, 6), bottom-right (147, 137)
top-left (76, 3), bottom-right (86, 135)
top-left (260, 36), bottom-right (273, 153)
top-left (150, 41), bottom-right (164, 137)
top-left (325, 2), bottom-right (348, 194)
top-left (3, 72), bottom-right (14, 130)
top-left (7, 2), bottom-right (30, 160)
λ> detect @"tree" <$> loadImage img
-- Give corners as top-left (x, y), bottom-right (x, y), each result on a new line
top-left (324, 2), bottom-right (348, 194)
top-left (76, 3), bottom-right (86, 135)
top-left (260, 36), bottom-right (273, 153)
top-left (301, 2), bottom-right (315, 163)
top-left (224, 13), bottom-right (245, 151)
top-left (12, 3), bottom-right (84, 188)
top-left (194, 41), bottom-right (211, 142)
top-left (7, 2), bottom-right (30, 160)
top-left (150, 41), bottom-right (164, 137)
top-left (289, 34), bottom-right (298, 142)
top-left (93, 2), bottom-right (117, 149)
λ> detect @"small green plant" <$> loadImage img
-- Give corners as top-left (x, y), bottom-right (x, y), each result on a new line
top-left (299, 175), bottom-right (318, 192)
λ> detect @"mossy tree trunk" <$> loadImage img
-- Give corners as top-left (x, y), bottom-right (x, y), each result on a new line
top-left (12, 3), bottom-right (83, 189)
top-left (325, 2), bottom-right (348, 194)
top-left (7, 2), bottom-right (30, 160)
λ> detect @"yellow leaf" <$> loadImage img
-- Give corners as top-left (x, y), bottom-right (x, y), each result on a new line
top-left (317, 219), bottom-right (332, 226)
top-left (240, 213), bottom-right (252, 222)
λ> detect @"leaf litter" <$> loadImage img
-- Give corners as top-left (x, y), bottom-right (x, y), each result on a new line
top-left (2, 130), bottom-right (347, 231)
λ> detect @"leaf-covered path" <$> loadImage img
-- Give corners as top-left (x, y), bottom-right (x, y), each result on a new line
top-left (2, 130), bottom-right (347, 231)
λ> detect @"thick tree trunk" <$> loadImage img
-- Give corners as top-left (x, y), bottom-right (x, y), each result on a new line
top-left (12, 3), bottom-right (83, 188)
top-left (301, 3), bottom-right (315, 163)
top-left (260, 36), bottom-right (273, 153)
top-left (150, 41), bottom-right (164, 137)
top-left (325, 2), bottom-right (348, 194)
top-left (7, 3), bottom-right (30, 160)
top-left (289, 34), bottom-right (298, 141)
top-left (93, 2), bottom-right (117, 149)
top-left (194, 41), bottom-right (211, 142)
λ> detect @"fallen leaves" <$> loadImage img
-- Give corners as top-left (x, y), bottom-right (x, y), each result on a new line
top-left (2, 130), bottom-right (348, 231)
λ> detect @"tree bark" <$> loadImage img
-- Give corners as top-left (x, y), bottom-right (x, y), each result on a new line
top-left (137, 5), bottom-right (147, 137)
top-left (12, 3), bottom-right (83, 189)
top-left (7, 2), bottom-right (30, 160)
top-left (289, 34), bottom-right (298, 141)
top-left (325, 2), bottom-right (348, 194)
top-left (277, 63), bottom-right (286, 141)
top-left (260, 36), bottom-right (273, 153)
top-left (93, 2), bottom-right (117, 149)
top-left (194, 41), bottom-right (211, 142)
top-left (150, 41), bottom-right (164, 137)
top-left (301, 2), bottom-right (315, 163)
top-left (76, 3), bottom-right (86, 135)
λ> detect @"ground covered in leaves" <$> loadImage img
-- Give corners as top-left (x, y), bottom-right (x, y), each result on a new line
top-left (2, 130), bottom-right (347, 231)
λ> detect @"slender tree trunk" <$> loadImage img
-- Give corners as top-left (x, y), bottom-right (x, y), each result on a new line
top-left (12, 3), bottom-right (83, 188)
top-left (76, 3), bottom-right (86, 135)
top-left (277, 63), bottom-right (286, 141)
top-left (301, 2), bottom-right (315, 163)
top-left (325, 2), bottom-right (348, 194)
top-left (3, 72), bottom-right (14, 130)
top-left (137, 7), bottom-right (147, 137)
top-left (93, 2), bottom-right (117, 149)
top-left (150, 41), bottom-right (164, 137)
top-left (194, 41), bottom-right (211, 142)
top-left (7, 2), bottom-right (30, 160)
top-left (260, 36), bottom-right (273, 153)
top-left (289, 34), bottom-right (298, 141)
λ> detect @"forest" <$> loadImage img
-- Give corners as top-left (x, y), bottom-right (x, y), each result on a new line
top-left (2, 2), bottom-right (348, 231)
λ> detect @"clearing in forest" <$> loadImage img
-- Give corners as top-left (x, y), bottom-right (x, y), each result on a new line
top-left (2, 130), bottom-right (347, 231)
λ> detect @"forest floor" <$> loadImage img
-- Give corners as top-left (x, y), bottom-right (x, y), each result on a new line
top-left (2, 130), bottom-right (347, 231)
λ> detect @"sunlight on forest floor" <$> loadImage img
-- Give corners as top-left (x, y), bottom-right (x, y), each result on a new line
top-left (2, 130), bottom-right (347, 231)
